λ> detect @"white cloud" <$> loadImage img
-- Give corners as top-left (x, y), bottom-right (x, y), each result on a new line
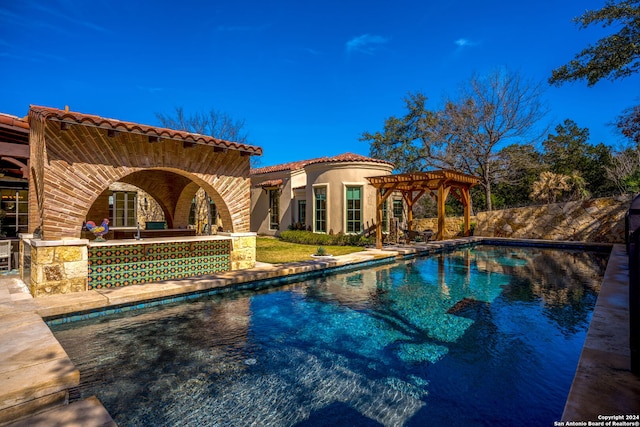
top-left (345, 34), bottom-right (390, 55)
top-left (455, 38), bottom-right (479, 48)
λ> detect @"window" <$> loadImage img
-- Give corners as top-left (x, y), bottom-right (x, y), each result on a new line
top-left (110, 191), bottom-right (137, 227)
top-left (393, 199), bottom-right (403, 222)
top-left (314, 187), bottom-right (326, 233)
top-left (0, 189), bottom-right (28, 237)
top-left (346, 186), bottom-right (362, 233)
top-left (298, 200), bottom-right (306, 226)
top-left (189, 195), bottom-right (217, 230)
top-left (269, 189), bottom-right (279, 230)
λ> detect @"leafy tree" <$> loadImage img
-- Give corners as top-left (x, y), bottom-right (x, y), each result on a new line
top-left (364, 68), bottom-right (547, 211)
top-left (530, 171), bottom-right (572, 204)
top-left (549, 0), bottom-right (640, 86)
top-left (542, 119), bottom-right (615, 196)
top-left (491, 143), bottom-right (544, 209)
top-left (617, 104), bottom-right (640, 144)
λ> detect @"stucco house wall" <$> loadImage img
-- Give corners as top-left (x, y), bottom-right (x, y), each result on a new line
top-left (250, 153), bottom-right (394, 236)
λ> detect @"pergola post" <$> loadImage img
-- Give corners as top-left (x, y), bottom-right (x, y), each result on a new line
top-left (367, 170), bottom-right (479, 244)
top-left (376, 189), bottom-right (383, 249)
top-left (463, 187), bottom-right (472, 236)
top-left (437, 185), bottom-right (451, 241)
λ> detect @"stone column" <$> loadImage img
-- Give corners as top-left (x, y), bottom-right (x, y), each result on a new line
top-left (27, 238), bottom-right (89, 297)
top-left (221, 232), bottom-right (256, 270)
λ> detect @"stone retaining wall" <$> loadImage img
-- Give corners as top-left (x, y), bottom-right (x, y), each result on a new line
top-left (414, 195), bottom-right (632, 243)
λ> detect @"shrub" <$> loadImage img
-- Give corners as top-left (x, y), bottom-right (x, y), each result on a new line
top-left (279, 230), bottom-right (374, 247)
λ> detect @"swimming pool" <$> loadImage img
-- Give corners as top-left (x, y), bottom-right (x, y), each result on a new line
top-left (51, 244), bottom-right (609, 426)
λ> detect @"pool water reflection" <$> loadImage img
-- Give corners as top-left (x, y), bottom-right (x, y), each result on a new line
top-left (51, 245), bottom-right (609, 426)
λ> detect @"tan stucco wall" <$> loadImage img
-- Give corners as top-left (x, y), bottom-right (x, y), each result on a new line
top-left (250, 160), bottom-right (393, 235)
top-left (303, 162), bottom-right (392, 234)
top-left (250, 170), bottom-right (291, 235)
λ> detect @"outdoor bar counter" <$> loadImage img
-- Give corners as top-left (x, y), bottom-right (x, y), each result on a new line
top-left (86, 234), bottom-right (234, 289)
top-left (22, 232), bottom-right (256, 296)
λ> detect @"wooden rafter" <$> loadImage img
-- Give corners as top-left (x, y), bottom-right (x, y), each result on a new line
top-left (367, 170), bottom-right (480, 249)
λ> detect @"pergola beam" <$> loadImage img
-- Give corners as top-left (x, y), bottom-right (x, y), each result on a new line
top-left (367, 170), bottom-right (479, 249)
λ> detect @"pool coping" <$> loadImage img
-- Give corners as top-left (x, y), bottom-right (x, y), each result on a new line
top-left (0, 236), bottom-right (637, 425)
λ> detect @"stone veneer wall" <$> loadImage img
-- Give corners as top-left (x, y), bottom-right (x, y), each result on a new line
top-left (413, 195), bottom-right (631, 243)
top-left (26, 239), bottom-right (89, 297)
top-left (413, 217), bottom-right (475, 240)
top-left (226, 233), bottom-right (257, 270)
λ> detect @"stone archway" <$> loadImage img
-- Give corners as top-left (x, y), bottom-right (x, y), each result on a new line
top-left (25, 106), bottom-right (262, 297)
top-left (28, 106), bottom-right (259, 240)
top-left (84, 169), bottom-right (235, 233)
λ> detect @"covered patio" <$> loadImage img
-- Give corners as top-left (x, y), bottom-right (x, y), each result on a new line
top-left (367, 170), bottom-right (480, 249)
top-left (24, 106), bottom-right (262, 296)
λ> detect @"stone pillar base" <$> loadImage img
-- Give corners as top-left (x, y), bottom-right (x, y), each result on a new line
top-left (26, 238), bottom-right (89, 297)
top-left (220, 232), bottom-right (256, 270)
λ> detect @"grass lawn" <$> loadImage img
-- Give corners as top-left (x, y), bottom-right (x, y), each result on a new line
top-left (256, 237), bottom-right (364, 264)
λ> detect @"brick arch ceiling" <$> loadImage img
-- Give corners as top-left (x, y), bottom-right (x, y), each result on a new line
top-left (119, 169), bottom-right (233, 230)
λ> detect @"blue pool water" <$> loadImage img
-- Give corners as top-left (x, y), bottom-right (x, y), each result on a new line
top-left (51, 245), bottom-right (609, 426)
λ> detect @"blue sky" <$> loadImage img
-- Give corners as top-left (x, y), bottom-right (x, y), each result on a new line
top-left (1, 0), bottom-right (638, 168)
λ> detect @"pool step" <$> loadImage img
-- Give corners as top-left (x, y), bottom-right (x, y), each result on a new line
top-left (3, 396), bottom-right (116, 427)
top-left (0, 310), bottom-right (79, 426)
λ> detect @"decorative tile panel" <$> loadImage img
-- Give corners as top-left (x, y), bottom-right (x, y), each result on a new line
top-left (88, 240), bottom-right (231, 289)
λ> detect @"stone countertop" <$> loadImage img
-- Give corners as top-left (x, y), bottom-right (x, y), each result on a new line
top-left (87, 234), bottom-right (235, 247)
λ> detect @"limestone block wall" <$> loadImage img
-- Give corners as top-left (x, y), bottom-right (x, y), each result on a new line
top-left (413, 195), bottom-right (631, 243)
top-left (413, 217), bottom-right (475, 240)
top-left (474, 195), bottom-right (631, 243)
top-left (27, 239), bottom-right (88, 297)
top-left (225, 232), bottom-right (256, 270)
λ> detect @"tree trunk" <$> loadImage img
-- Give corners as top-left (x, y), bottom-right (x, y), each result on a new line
top-left (485, 180), bottom-right (492, 211)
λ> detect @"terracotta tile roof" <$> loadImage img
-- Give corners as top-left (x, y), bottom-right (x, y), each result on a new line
top-left (0, 113), bottom-right (30, 147)
top-left (0, 113), bottom-right (29, 131)
top-left (253, 178), bottom-right (283, 188)
top-left (251, 152), bottom-right (393, 175)
top-left (29, 105), bottom-right (263, 156)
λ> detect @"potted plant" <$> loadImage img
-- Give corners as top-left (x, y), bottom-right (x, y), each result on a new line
top-left (312, 246), bottom-right (333, 259)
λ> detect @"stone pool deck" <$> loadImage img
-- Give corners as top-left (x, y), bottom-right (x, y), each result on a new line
top-left (0, 237), bottom-right (638, 425)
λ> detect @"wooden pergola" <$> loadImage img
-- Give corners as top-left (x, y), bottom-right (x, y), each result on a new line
top-left (367, 170), bottom-right (480, 249)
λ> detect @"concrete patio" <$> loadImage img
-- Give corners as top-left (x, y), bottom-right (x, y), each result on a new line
top-left (0, 237), bottom-right (638, 426)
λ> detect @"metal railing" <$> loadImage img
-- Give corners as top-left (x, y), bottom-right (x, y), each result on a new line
top-left (626, 194), bottom-right (640, 374)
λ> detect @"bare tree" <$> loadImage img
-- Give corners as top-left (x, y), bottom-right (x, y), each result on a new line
top-left (155, 107), bottom-right (254, 233)
top-left (156, 107), bottom-right (249, 143)
top-left (606, 144), bottom-right (640, 193)
top-left (442, 69), bottom-right (548, 210)
top-left (366, 68), bottom-right (548, 211)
